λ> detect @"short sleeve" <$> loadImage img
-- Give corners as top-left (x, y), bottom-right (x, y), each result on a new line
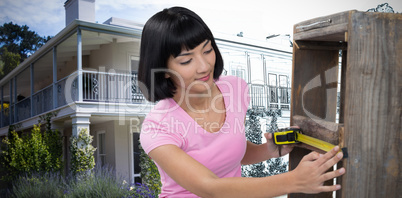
top-left (241, 78), bottom-right (250, 111)
top-left (140, 118), bottom-right (183, 154)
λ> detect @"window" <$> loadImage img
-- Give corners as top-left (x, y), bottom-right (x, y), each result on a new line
top-left (231, 68), bottom-right (246, 80)
top-left (97, 131), bottom-right (106, 166)
top-left (130, 55), bottom-right (140, 72)
top-left (279, 75), bottom-right (290, 104)
top-left (250, 84), bottom-right (266, 108)
top-left (268, 73), bottom-right (278, 103)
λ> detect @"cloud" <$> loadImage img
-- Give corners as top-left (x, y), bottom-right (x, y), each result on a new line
top-left (0, 0), bottom-right (65, 36)
top-left (1, 0), bottom-right (400, 39)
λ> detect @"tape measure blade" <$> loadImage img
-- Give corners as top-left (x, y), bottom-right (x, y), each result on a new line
top-left (297, 133), bottom-right (335, 152)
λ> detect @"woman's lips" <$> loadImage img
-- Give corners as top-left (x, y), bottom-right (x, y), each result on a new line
top-left (197, 73), bottom-right (210, 81)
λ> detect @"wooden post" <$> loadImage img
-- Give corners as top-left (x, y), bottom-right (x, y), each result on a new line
top-left (341, 11), bottom-right (401, 198)
top-left (290, 10), bottom-right (401, 198)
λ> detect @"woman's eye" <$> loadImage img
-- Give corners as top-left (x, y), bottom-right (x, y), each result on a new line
top-left (180, 59), bottom-right (192, 65)
top-left (204, 48), bottom-right (213, 54)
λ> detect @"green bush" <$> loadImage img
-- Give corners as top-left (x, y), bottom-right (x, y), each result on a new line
top-left (39, 112), bottom-right (63, 173)
top-left (1, 125), bottom-right (52, 181)
top-left (69, 128), bottom-right (96, 176)
top-left (139, 143), bottom-right (161, 197)
top-left (1, 112), bottom-right (63, 182)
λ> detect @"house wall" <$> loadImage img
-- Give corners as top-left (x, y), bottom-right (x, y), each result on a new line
top-left (113, 120), bottom-right (131, 179)
top-left (114, 42), bottom-right (141, 71)
top-left (58, 56), bottom-right (76, 80)
top-left (91, 119), bottom-right (142, 182)
top-left (88, 44), bottom-right (114, 72)
top-left (88, 41), bottom-right (139, 73)
top-left (91, 120), bottom-right (115, 167)
top-left (56, 55), bottom-right (89, 80)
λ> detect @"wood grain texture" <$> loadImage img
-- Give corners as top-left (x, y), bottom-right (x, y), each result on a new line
top-left (340, 11), bottom-right (402, 198)
top-left (293, 10), bottom-right (353, 41)
top-left (289, 46), bottom-right (339, 198)
top-left (290, 10), bottom-right (401, 198)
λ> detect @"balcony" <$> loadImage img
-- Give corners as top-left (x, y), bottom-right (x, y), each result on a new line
top-left (250, 84), bottom-right (291, 111)
top-left (1, 70), bottom-right (145, 128)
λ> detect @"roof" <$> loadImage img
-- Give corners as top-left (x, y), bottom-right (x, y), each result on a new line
top-left (0, 19), bottom-right (142, 86)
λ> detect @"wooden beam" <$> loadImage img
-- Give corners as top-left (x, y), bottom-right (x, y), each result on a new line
top-left (294, 40), bottom-right (347, 51)
top-left (292, 115), bottom-right (341, 153)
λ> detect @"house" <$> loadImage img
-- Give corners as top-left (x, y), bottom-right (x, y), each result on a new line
top-left (0, 0), bottom-right (292, 184)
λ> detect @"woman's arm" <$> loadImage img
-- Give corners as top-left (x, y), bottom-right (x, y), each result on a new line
top-left (241, 133), bottom-right (294, 165)
top-left (149, 144), bottom-right (345, 198)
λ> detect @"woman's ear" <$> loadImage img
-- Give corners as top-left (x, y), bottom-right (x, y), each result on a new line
top-left (165, 72), bottom-right (170, 78)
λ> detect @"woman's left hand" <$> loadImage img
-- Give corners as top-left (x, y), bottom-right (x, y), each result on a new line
top-left (264, 133), bottom-right (294, 158)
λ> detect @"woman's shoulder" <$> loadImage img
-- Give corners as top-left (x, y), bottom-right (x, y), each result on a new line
top-left (217, 75), bottom-right (247, 88)
top-left (144, 99), bottom-right (176, 123)
top-left (218, 75), bottom-right (246, 83)
top-left (216, 75), bottom-right (248, 92)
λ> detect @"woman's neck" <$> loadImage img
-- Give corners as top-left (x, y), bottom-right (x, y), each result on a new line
top-left (172, 83), bottom-right (219, 114)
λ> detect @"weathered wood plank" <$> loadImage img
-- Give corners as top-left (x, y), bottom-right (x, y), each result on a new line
top-left (336, 50), bottom-right (347, 198)
top-left (294, 40), bottom-right (347, 51)
top-left (294, 10), bottom-right (354, 41)
top-left (292, 115), bottom-right (342, 153)
top-left (341, 11), bottom-right (402, 198)
top-left (289, 45), bottom-right (339, 198)
top-left (293, 115), bottom-right (340, 143)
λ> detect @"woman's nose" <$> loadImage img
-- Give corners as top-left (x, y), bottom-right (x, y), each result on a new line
top-left (197, 56), bottom-right (210, 73)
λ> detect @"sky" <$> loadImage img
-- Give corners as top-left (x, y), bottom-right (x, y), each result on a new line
top-left (0, 0), bottom-right (401, 41)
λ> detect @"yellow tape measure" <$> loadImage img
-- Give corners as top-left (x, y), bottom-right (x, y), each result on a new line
top-left (273, 128), bottom-right (336, 152)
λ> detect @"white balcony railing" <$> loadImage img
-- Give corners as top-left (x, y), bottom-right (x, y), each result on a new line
top-left (2, 70), bottom-right (292, 128)
top-left (1, 70), bottom-right (146, 127)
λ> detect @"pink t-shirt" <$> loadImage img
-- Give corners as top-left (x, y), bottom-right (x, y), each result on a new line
top-left (140, 75), bottom-right (250, 197)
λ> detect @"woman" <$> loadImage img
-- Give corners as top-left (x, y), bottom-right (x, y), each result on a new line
top-left (139, 7), bottom-right (345, 197)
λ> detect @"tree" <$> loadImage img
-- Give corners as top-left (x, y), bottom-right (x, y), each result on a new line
top-left (0, 22), bottom-right (52, 79)
top-left (0, 48), bottom-right (20, 78)
top-left (242, 109), bottom-right (268, 177)
top-left (241, 108), bottom-right (288, 177)
top-left (367, 3), bottom-right (395, 13)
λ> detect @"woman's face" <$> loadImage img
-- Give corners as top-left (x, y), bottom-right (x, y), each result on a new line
top-left (166, 39), bottom-right (216, 96)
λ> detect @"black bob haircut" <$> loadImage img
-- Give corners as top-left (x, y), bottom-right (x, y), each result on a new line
top-left (138, 7), bottom-right (224, 102)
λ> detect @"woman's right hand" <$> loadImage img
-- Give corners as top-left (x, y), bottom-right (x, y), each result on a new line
top-left (290, 146), bottom-right (346, 194)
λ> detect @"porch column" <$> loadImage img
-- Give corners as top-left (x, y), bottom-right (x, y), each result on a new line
top-left (246, 52), bottom-right (252, 108)
top-left (30, 63), bottom-right (34, 117)
top-left (1, 86), bottom-right (3, 127)
top-left (246, 52), bottom-right (251, 84)
top-left (13, 77), bottom-right (17, 123)
top-left (262, 54), bottom-right (267, 108)
top-left (9, 79), bottom-right (12, 124)
top-left (71, 113), bottom-right (90, 136)
top-left (77, 28), bottom-right (83, 102)
top-left (53, 47), bottom-right (58, 108)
